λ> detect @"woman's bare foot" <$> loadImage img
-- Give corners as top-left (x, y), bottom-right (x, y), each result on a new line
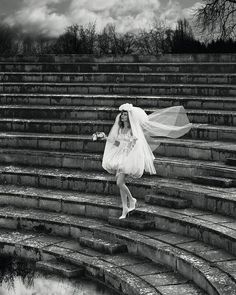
top-left (128, 198), bottom-right (137, 212)
top-left (119, 207), bottom-right (129, 219)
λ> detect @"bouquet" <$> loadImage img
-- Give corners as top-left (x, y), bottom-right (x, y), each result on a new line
top-left (92, 132), bottom-right (107, 141)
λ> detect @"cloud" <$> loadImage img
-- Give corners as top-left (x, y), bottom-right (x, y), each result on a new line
top-left (3, 0), bottom-right (201, 37)
top-left (4, 0), bottom-right (70, 37)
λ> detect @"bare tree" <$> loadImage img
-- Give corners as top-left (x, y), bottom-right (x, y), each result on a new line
top-left (79, 23), bottom-right (96, 54)
top-left (97, 24), bottom-right (136, 55)
top-left (195, 0), bottom-right (236, 40)
top-left (0, 23), bottom-right (18, 55)
top-left (136, 21), bottom-right (172, 55)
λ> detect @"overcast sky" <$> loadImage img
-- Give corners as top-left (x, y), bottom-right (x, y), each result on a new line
top-left (0, 0), bottom-right (202, 37)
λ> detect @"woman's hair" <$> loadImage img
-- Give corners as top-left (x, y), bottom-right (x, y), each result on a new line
top-left (118, 110), bottom-right (131, 129)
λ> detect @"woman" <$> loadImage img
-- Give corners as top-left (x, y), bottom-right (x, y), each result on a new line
top-left (102, 103), bottom-right (192, 219)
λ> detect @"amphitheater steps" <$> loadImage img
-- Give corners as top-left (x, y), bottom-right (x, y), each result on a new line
top-left (226, 158), bottom-right (236, 166)
top-left (0, 228), bottom-right (211, 295)
top-left (0, 105), bottom-right (235, 126)
top-left (0, 94), bottom-right (236, 111)
top-left (1, 54), bottom-right (236, 62)
top-left (0, 55), bottom-right (235, 294)
top-left (0, 119), bottom-right (234, 141)
top-left (0, 207), bottom-right (234, 294)
top-left (0, 62), bottom-right (236, 73)
top-left (0, 149), bottom-right (234, 182)
top-left (108, 216), bottom-right (155, 230)
top-left (192, 176), bottom-right (235, 187)
top-left (36, 259), bottom-right (84, 278)
top-left (1, 82), bottom-right (236, 96)
top-left (0, 166), bottom-right (235, 217)
top-left (79, 236), bottom-right (127, 254)
top-left (1, 72), bottom-right (236, 85)
top-left (0, 181), bottom-right (236, 256)
top-left (0, 229), bottom-right (162, 295)
top-left (145, 194), bottom-right (191, 209)
top-left (0, 133), bottom-right (234, 162)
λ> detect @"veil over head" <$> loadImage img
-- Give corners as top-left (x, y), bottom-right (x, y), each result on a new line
top-left (102, 103), bottom-right (192, 178)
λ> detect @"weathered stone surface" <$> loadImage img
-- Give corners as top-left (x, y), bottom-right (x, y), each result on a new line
top-left (1, 55), bottom-right (236, 295)
top-left (192, 175), bottom-right (234, 187)
top-left (143, 272), bottom-right (188, 287)
top-left (157, 283), bottom-right (206, 295)
top-left (145, 194), bottom-right (191, 209)
top-left (225, 158), bottom-right (236, 166)
top-left (123, 262), bottom-right (172, 276)
top-left (36, 259), bottom-right (84, 277)
top-left (79, 236), bottom-right (127, 254)
top-left (108, 216), bottom-right (155, 230)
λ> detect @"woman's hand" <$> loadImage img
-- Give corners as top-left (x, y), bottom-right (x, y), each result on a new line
top-left (127, 137), bottom-right (137, 150)
top-left (114, 140), bottom-right (120, 146)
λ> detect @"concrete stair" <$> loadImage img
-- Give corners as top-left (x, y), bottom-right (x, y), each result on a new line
top-left (192, 176), bottom-right (235, 187)
top-left (0, 133), bottom-right (235, 161)
top-left (0, 105), bottom-right (235, 126)
top-left (0, 61), bottom-right (236, 73)
top-left (1, 82), bottom-right (236, 96)
top-left (0, 54), bottom-right (235, 294)
top-left (0, 228), bottom-right (211, 295)
top-left (36, 259), bottom-right (84, 277)
top-left (1, 94), bottom-right (236, 111)
top-left (0, 150), bottom-right (235, 183)
top-left (0, 120), bottom-right (235, 141)
top-left (79, 236), bottom-right (127, 254)
top-left (0, 205), bottom-right (234, 294)
top-left (1, 72), bottom-right (236, 84)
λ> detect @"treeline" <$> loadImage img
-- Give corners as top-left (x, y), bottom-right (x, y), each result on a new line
top-left (0, 19), bottom-right (236, 56)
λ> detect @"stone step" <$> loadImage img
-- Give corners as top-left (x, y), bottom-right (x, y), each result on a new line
top-left (0, 229), bottom-right (163, 295)
top-left (0, 149), bottom-right (235, 181)
top-left (154, 139), bottom-right (236, 161)
top-left (1, 82), bottom-right (236, 97)
top-left (0, 105), bottom-right (235, 126)
top-left (1, 53), bottom-right (236, 62)
top-left (0, 62), bottom-right (236, 73)
top-left (0, 133), bottom-right (235, 162)
top-left (108, 216), bottom-right (155, 230)
top-left (153, 156), bottom-right (236, 181)
top-left (0, 179), bottom-right (234, 219)
top-left (79, 236), bottom-right (127, 254)
top-left (1, 228), bottom-right (224, 295)
top-left (0, 165), bottom-right (155, 199)
top-left (225, 158), bottom-right (236, 166)
top-left (1, 94), bottom-right (236, 111)
top-left (145, 194), bottom-right (191, 209)
top-left (0, 165), bottom-right (235, 216)
top-left (0, 207), bottom-right (235, 295)
top-left (192, 176), bottom-right (235, 187)
top-left (36, 259), bottom-right (84, 277)
top-left (1, 203), bottom-right (234, 257)
top-left (1, 72), bottom-right (236, 85)
top-left (0, 118), bottom-right (235, 141)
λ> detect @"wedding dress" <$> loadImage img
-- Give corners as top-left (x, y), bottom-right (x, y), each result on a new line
top-left (102, 103), bottom-right (192, 178)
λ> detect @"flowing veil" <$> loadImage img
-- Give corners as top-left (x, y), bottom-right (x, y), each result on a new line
top-left (102, 103), bottom-right (192, 177)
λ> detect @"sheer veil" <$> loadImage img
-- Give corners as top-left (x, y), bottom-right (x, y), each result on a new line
top-left (102, 103), bottom-right (192, 177)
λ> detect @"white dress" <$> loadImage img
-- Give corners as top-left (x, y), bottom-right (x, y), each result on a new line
top-left (102, 105), bottom-right (192, 179)
top-left (102, 128), bottom-right (156, 178)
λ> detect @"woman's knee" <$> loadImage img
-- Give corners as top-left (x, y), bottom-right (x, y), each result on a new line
top-left (116, 178), bottom-right (123, 187)
top-left (116, 174), bottom-right (125, 187)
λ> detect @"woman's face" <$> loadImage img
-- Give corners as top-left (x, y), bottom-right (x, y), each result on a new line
top-left (121, 111), bottom-right (128, 122)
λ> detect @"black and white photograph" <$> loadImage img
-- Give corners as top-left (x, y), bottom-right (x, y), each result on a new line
top-left (0, 0), bottom-right (235, 294)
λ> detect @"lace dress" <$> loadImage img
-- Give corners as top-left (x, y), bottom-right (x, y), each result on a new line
top-left (102, 129), bottom-right (144, 177)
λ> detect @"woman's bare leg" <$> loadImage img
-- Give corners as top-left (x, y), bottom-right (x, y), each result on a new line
top-left (116, 173), bottom-right (129, 219)
top-left (123, 183), bottom-right (136, 212)
top-left (116, 173), bottom-right (137, 218)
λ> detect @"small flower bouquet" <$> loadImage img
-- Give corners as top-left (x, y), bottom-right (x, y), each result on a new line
top-left (92, 132), bottom-right (107, 141)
